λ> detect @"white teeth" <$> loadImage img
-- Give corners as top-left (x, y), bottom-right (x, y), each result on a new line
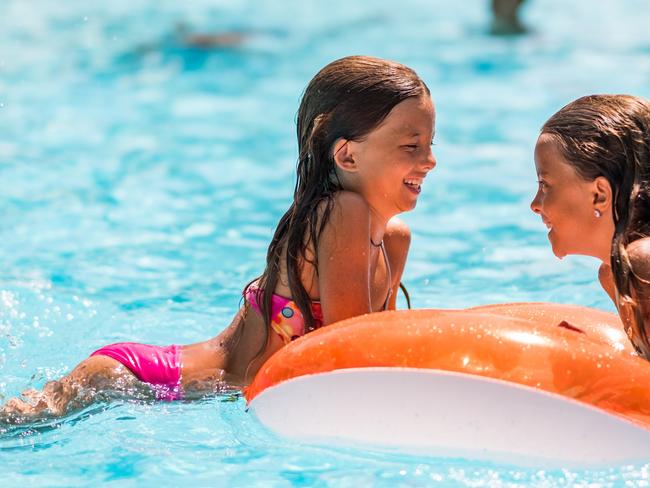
top-left (404, 178), bottom-right (423, 186)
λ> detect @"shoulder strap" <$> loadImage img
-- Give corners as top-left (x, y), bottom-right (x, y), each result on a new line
top-left (380, 241), bottom-right (392, 310)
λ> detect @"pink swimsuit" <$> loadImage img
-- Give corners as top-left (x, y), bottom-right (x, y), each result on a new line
top-left (88, 287), bottom-right (323, 400)
top-left (244, 284), bottom-right (324, 344)
top-left (91, 242), bottom-right (390, 400)
top-left (91, 342), bottom-right (182, 401)
top-left (88, 286), bottom-right (317, 400)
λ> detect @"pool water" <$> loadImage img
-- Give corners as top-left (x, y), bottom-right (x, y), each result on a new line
top-left (2, 0), bottom-right (650, 485)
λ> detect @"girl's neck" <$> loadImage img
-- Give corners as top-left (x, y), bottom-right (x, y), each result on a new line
top-left (597, 234), bottom-right (614, 263)
top-left (598, 221), bottom-right (616, 263)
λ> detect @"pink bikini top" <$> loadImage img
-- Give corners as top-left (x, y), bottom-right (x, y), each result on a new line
top-left (244, 241), bottom-right (391, 345)
top-left (244, 284), bottom-right (323, 344)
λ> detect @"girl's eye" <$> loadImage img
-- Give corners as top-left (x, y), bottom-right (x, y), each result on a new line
top-left (402, 144), bottom-right (418, 152)
top-left (538, 180), bottom-right (548, 191)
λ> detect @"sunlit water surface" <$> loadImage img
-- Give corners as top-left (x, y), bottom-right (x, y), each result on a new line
top-left (2, 0), bottom-right (650, 485)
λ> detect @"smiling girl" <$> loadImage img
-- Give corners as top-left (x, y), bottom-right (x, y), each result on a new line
top-left (1, 56), bottom-right (436, 420)
top-left (530, 94), bottom-right (650, 357)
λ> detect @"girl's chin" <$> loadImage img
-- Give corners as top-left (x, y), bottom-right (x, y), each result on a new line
top-left (550, 238), bottom-right (589, 260)
top-left (394, 200), bottom-right (417, 215)
top-left (552, 248), bottom-right (567, 260)
top-left (548, 234), bottom-right (567, 260)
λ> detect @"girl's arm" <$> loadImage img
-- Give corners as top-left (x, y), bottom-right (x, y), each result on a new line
top-left (316, 191), bottom-right (376, 325)
top-left (383, 217), bottom-right (411, 310)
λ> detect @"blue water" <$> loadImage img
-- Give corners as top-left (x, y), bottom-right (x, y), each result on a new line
top-left (2, 0), bottom-right (650, 484)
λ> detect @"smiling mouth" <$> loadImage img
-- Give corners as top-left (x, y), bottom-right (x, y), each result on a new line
top-left (404, 178), bottom-right (422, 194)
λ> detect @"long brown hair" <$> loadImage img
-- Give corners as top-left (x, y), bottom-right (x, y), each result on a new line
top-left (247, 55), bottom-right (429, 347)
top-left (541, 94), bottom-right (650, 357)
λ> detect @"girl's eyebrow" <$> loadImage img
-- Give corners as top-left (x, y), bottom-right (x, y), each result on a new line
top-left (395, 130), bottom-right (420, 137)
top-left (401, 130), bottom-right (432, 138)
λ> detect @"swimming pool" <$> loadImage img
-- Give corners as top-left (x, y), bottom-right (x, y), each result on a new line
top-left (2, 0), bottom-right (650, 484)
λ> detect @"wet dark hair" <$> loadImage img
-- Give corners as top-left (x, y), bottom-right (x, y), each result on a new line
top-left (541, 94), bottom-right (650, 357)
top-left (246, 55), bottom-right (429, 352)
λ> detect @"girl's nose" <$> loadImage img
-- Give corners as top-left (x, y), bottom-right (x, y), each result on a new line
top-left (530, 191), bottom-right (541, 214)
top-left (424, 148), bottom-right (437, 171)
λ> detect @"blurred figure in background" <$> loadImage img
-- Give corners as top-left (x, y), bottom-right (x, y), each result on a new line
top-left (175, 22), bottom-right (247, 49)
top-left (491, 0), bottom-right (527, 35)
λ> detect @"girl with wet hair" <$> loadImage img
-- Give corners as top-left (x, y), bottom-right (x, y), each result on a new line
top-left (2, 56), bottom-right (436, 420)
top-left (530, 94), bottom-right (650, 357)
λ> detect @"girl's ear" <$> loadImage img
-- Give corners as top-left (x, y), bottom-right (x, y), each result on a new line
top-left (593, 176), bottom-right (613, 212)
top-left (332, 138), bottom-right (358, 173)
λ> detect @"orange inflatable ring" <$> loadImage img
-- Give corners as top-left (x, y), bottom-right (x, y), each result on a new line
top-left (246, 303), bottom-right (650, 428)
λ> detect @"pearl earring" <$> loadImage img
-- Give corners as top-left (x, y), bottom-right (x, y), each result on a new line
top-left (594, 209), bottom-right (602, 218)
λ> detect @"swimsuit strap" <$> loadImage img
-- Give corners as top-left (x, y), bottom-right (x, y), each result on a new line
top-left (379, 240), bottom-right (392, 311)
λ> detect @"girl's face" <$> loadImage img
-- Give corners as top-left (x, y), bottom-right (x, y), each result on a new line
top-left (344, 95), bottom-right (436, 220)
top-left (530, 134), bottom-right (612, 260)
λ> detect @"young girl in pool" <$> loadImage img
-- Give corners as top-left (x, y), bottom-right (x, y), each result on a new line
top-left (530, 94), bottom-right (650, 358)
top-left (1, 55), bottom-right (436, 420)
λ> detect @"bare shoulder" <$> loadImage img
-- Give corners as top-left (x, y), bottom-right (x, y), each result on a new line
top-left (317, 191), bottom-right (372, 236)
top-left (384, 217), bottom-right (411, 261)
top-left (627, 237), bottom-right (650, 282)
top-left (385, 217), bottom-right (411, 243)
top-left (383, 217), bottom-right (411, 288)
top-left (327, 190), bottom-right (371, 219)
top-left (316, 191), bottom-right (372, 249)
